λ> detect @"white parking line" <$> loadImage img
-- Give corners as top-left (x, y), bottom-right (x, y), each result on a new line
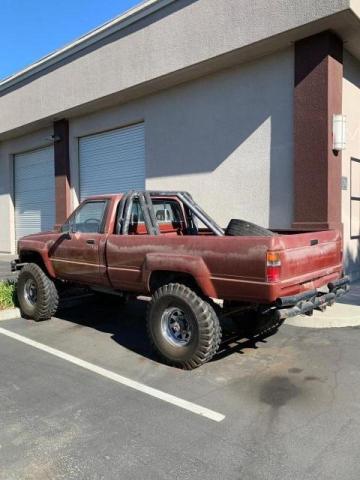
top-left (0, 327), bottom-right (225, 423)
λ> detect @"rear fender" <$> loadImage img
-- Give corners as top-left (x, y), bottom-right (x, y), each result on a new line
top-left (142, 253), bottom-right (217, 298)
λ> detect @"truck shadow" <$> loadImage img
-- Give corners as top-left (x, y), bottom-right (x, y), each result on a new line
top-left (55, 296), bottom-right (279, 366)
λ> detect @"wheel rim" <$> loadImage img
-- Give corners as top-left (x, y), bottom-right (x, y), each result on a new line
top-left (24, 278), bottom-right (38, 306)
top-left (160, 307), bottom-right (192, 347)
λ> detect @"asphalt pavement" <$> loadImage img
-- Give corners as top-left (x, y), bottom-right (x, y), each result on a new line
top-left (1, 296), bottom-right (360, 480)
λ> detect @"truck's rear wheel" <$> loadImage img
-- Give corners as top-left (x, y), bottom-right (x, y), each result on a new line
top-left (17, 263), bottom-right (59, 321)
top-left (146, 283), bottom-right (222, 369)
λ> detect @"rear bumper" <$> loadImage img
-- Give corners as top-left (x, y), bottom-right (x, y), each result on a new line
top-left (274, 276), bottom-right (350, 321)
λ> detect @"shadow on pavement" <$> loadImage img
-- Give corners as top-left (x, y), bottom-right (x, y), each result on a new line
top-left (55, 295), bottom-right (280, 367)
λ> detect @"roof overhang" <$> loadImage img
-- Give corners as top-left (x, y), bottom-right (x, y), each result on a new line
top-left (0, 0), bottom-right (360, 140)
top-left (0, 0), bottom-right (176, 94)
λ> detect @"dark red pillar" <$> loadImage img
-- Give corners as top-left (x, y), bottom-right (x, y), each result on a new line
top-left (293, 31), bottom-right (343, 230)
top-left (54, 119), bottom-right (72, 224)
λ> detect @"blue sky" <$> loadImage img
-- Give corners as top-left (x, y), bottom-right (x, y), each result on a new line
top-left (0, 0), bottom-right (141, 80)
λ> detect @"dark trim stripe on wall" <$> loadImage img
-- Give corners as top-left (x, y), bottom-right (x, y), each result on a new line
top-left (293, 31), bottom-right (343, 231)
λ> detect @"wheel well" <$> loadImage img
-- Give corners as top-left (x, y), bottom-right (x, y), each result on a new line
top-left (19, 251), bottom-right (48, 274)
top-left (149, 270), bottom-right (201, 295)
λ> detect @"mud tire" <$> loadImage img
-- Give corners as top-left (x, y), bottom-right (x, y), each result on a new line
top-left (225, 219), bottom-right (276, 237)
top-left (17, 263), bottom-right (59, 321)
top-left (146, 283), bottom-right (222, 369)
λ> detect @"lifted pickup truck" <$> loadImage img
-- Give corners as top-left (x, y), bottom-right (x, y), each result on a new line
top-left (12, 190), bottom-right (349, 369)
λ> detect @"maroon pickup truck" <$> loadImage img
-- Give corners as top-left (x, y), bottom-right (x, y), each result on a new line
top-left (12, 190), bottom-right (349, 369)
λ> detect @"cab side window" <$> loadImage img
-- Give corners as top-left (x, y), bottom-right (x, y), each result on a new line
top-left (62, 201), bottom-right (107, 234)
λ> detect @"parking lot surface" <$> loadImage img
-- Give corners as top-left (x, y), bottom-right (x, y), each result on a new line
top-left (1, 298), bottom-right (360, 480)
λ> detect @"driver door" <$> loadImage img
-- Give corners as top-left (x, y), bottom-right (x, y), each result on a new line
top-left (50, 199), bottom-right (108, 284)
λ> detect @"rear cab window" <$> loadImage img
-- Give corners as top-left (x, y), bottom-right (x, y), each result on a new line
top-left (128, 199), bottom-right (185, 234)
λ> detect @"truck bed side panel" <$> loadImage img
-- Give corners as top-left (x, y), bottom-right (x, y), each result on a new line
top-left (105, 229), bottom-right (343, 303)
top-left (105, 234), bottom-right (270, 299)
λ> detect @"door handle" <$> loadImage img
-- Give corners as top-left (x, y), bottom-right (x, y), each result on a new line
top-left (86, 239), bottom-right (95, 245)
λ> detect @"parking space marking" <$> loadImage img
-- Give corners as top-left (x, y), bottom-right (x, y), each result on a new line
top-left (0, 327), bottom-right (225, 422)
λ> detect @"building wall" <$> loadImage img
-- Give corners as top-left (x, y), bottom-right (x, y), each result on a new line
top-left (342, 51), bottom-right (360, 279)
top-left (0, 127), bottom-right (53, 253)
top-left (0, 48), bottom-right (293, 253)
top-left (70, 48), bottom-right (294, 229)
top-left (0, 0), bottom-right (351, 136)
top-left (0, 147), bottom-right (13, 252)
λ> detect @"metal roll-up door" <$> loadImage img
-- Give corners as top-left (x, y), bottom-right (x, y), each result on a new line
top-left (14, 146), bottom-right (55, 241)
top-left (79, 123), bottom-right (145, 200)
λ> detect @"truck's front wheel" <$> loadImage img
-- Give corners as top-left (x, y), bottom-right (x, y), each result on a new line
top-left (17, 263), bottom-right (59, 321)
top-left (146, 283), bottom-right (222, 369)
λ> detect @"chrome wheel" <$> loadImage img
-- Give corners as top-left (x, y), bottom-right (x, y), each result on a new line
top-left (24, 278), bottom-right (38, 306)
top-left (160, 307), bottom-right (192, 347)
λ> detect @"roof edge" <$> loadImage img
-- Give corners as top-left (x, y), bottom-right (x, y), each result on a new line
top-left (0, 0), bottom-right (175, 93)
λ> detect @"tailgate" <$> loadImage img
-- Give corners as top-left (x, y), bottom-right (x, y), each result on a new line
top-left (278, 230), bottom-right (342, 286)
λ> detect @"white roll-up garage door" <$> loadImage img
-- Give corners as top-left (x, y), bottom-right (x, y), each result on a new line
top-left (79, 123), bottom-right (145, 200)
top-left (14, 146), bottom-right (55, 241)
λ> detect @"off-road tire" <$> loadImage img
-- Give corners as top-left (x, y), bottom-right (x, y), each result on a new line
top-left (146, 283), bottom-right (222, 369)
top-left (226, 219), bottom-right (276, 237)
top-left (17, 263), bottom-right (59, 321)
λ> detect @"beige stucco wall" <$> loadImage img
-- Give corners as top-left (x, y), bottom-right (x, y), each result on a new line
top-left (0, 48), bottom-right (293, 253)
top-left (342, 51), bottom-right (360, 279)
top-left (350, 0), bottom-right (360, 16)
top-left (70, 48), bottom-right (294, 230)
top-left (0, 127), bottom-right (53, 253)
top-left (0, 0), bottom-right (352, 137)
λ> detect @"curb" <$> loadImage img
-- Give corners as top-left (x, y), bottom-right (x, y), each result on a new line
top-left (0, 307), bottom-right (21, 321)
top-left (285, 303), bottom-right (360, 329)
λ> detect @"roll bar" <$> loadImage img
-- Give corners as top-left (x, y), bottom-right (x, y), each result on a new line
top-left (118, 190), bottom-right (224, 236)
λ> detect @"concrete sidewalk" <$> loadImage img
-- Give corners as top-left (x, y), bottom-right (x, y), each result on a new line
top-left (286, 281), bottom-right (360, 328)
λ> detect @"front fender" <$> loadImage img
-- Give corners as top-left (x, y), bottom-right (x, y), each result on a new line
top-left (18, 239), bottom-right (56, 278)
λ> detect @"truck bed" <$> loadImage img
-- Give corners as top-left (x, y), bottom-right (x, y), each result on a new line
top-left (105, 228), bottom-right (342, 303)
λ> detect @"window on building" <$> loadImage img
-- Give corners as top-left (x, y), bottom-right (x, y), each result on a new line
top-left (351, 158), bottom-right (360, 238)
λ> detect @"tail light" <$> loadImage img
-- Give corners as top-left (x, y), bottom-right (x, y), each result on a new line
top-left (266, 251), bottom-right (281, 283)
